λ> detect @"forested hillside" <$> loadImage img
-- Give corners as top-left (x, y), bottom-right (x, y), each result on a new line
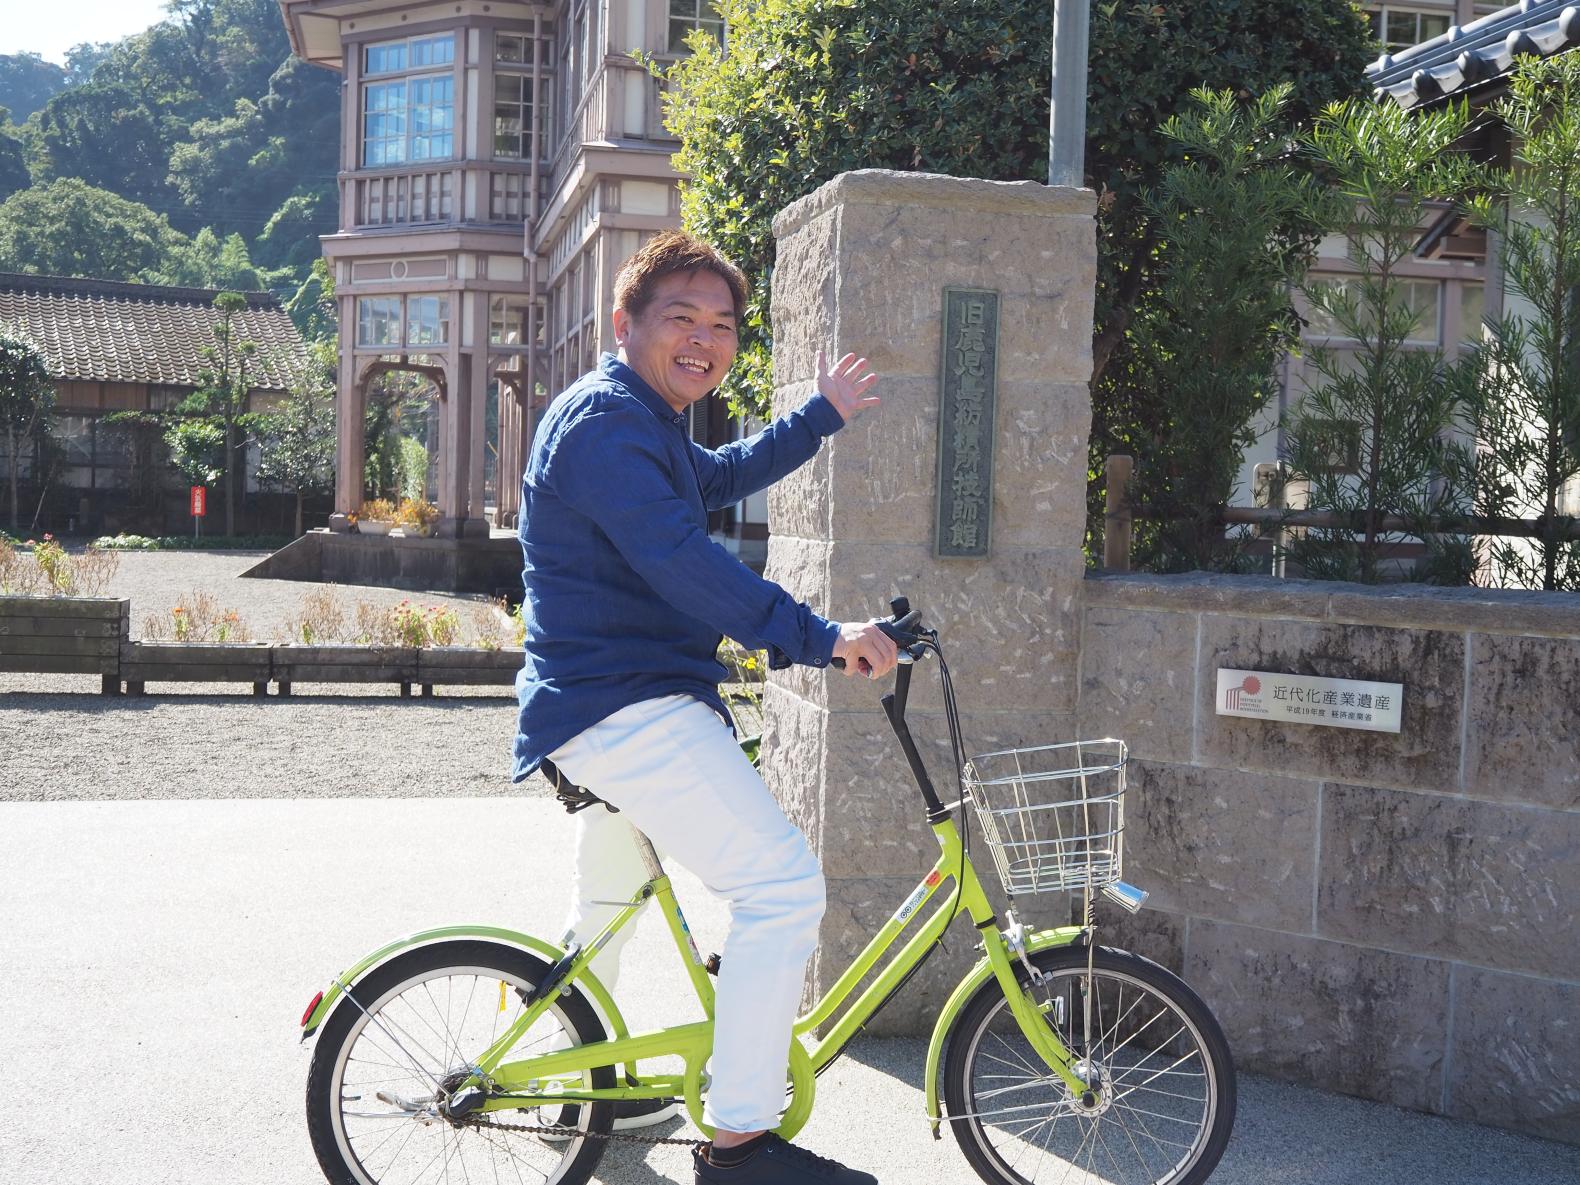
top-left (0, 0), bottom-right (337, 326)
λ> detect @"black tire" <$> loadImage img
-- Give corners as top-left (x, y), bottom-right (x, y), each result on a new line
top-left (306, 940), bottom-right (615, 1185)
top-left (942, 944), bottom-right (1235, 1185)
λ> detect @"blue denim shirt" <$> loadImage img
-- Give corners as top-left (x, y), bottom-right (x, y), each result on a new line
top-left (512, 354), bottom-right (845, 780)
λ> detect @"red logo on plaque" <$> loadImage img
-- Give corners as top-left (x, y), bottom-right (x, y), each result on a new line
top-left (191, 486), bottom-right (207, 517)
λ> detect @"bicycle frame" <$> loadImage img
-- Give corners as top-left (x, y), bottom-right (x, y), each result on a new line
top-left (300, 603), bottom-right (1100, 1140)
top-left (446, 809), bottom-right (1091, 1140)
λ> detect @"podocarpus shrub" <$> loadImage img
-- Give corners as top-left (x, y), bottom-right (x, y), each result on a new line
top-left (1454, 54), bottom-right (1580, 591)
top-left (1282, 96), bottom-right (1479, 584)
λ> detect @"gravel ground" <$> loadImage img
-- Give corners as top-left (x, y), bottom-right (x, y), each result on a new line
top-left (1, 548), bottom-right (539, 802)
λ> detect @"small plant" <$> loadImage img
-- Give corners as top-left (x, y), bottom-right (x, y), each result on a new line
top-left (469, 598), bottom-right (519, 651)
top-left (0, 535), bottom-right (40, 595)
top-left (141, 589), bottom-right (251, 642)
top-left (30, 534), bottom-right (71, 593)
top-left (353, 600), bottom-right (400, 646)
top-left (717, 637), bottom-right (768, 764)
top-left (360, 498), bottom-right (397, 522)
top-left (288, 587), bottom-right (348, 645)
top-left (427, 605), bottom-right (460, 646)
top-left (70, 546), bottom-right (119, 597)
top-left (389, 600), bottom-right (431, 647)
top-left (394, 498), bottom-right (440, 535)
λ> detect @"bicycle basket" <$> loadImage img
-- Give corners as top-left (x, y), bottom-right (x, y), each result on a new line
top-left (963, 739), bottom-right (1128, 896)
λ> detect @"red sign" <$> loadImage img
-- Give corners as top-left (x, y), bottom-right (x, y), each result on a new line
top-left (191, 486), bottom-right (207, 518)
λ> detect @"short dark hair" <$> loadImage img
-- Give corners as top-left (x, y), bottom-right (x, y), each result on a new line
top-left (613, 230), bottom-right (748, 321)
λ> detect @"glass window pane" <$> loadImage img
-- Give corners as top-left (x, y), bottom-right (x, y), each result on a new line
top-left (411, 35), bottom-right (455, 68)
top-left (1420, 14), bottom-right (1450, 42)
top-left (497, 33), bottom-right (527, 64)
top-left (669, 0), bottom-right (701, 17)
top-left (669, 19), bottom-right (694, 52)
top-left (358, 297), bottom-right (402, 347)
top-left (1387, 11), bottom-right (1419, 45)
top-left (1403, 280), bottom-right (1441, 344)
top-left (366, 41), bottom-right (406, 73)
top-left (1460, 282), bottom-right (1486, 346)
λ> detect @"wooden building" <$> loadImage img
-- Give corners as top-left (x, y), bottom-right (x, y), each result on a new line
top-left (277, 0), bottom-right (763, 559)
top-left (0, 272), bottom-right (305, 535)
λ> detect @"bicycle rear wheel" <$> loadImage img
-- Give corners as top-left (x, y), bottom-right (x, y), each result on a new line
top-left (943, 944), bottom-right (1235, 1185)
top-left (306, 940), bottom-right (614, 1185)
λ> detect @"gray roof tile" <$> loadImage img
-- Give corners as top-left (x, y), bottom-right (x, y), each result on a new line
top-left (0, 273), bottom-right (306, 390)
top-left (1367, 2), bottom-right (1580, 109)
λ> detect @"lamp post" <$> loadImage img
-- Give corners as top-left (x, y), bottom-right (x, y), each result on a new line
top-left (1048, 0), bottom-right (1092, 188)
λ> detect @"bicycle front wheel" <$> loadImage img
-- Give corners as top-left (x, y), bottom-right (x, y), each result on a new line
top-left (305, 940), bottom-right (614, 1185)
top-left (942, 944), bottom-right (1235, 1185)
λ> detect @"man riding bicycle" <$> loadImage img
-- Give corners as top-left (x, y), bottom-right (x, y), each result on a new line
top-left (512, 230), bottom-right (896, 1185)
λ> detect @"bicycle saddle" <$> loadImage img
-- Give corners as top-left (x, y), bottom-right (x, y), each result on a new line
top-left (539, 757), bottom-right (619, 815)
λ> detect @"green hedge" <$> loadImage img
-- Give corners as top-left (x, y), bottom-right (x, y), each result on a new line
top-left (89, 533), bottom-right (295, 551)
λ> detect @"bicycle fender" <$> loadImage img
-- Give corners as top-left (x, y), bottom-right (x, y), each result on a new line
top-left (922, 925), bottom-right (1083, 1135)
top-left (299, 925), bottom-right (630, 1044)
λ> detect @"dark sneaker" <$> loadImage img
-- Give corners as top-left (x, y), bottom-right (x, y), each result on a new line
top-left (693, 1135), bottom-right (877, 1185)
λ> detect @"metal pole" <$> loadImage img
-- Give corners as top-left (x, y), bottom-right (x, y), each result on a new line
top-left (1048, 0), bottom-right (1091, 188)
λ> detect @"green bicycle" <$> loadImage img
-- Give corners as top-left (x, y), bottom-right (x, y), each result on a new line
top-left (299, 597), bottom-right (1236, 1185)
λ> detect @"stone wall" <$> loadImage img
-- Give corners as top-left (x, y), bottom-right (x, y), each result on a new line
top-left (1079, 572), bottom-right (1580, 1145)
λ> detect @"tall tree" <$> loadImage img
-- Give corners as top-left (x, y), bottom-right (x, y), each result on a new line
top-left (0, 111), bottom-right (28, 204)
top-left (660, 0), bottom-right (1373, 422)
top-left (0, 54), bottom-right (67, 121)
top-left (0, 178), bottom-right (189, 280)
top-left (256, 343), bottom-right (336, 536)
top-left (0, 332), bottom-right (56, 533)
top-left (29, 83), bottom-right (173, 210)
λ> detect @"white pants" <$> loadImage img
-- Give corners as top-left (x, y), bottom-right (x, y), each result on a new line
top-left (548, 694), bottom-right (826, 1133)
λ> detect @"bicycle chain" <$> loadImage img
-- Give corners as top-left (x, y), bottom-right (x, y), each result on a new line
top-left (465, 1111), bottom-right (703, 1148)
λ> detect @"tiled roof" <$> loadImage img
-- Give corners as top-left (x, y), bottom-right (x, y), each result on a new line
top-left (1368, 1), bottom-right (1580, 110)
top-left (0, 273), bottom-right (306, 390)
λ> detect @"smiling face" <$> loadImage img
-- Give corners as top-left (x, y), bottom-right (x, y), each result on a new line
top-left (612, 269), bottom-right (740, 415)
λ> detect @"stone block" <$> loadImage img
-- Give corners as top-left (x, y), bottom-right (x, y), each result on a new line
top-left (1186, 919), bottom-right (1449, 1112)
top-left (1091, 907), bottom-right (1188, 977)
top-left (1195, 616), bottom-right (1464, 792)
top-left (832, 200), bottom-right (1096, 385)
top-left (990, 382), bottom-right (1092, 549)
top-left (812, 872), bottom-right (986, 1036)
top-left (1446, 965), bottom-right (1580, 1143)
top-left (1078, 607), bottom-right (1199, 764)
top-left (1082, 572), bottom-right (1330, 621)
top-left (815, 706), bottom-right (1078, 881)
top-left (759, 681), bottom-right (828, 859)
top-left (1317, 783), bottom-right (1580, 980)
top-left (1125, 761), bottom-right (1319, 933)
top-left (764, 433), bottom-right (831, 544)
top-left (770, 206), bottom-right (839, 387)
top-left (1463, 633), bottom-right (1580, 810)
top-left (823, 542), bottom-right (1086, 717)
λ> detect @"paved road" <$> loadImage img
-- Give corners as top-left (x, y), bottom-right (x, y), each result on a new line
top-left (2, 798), bottom-right (1576, 1185)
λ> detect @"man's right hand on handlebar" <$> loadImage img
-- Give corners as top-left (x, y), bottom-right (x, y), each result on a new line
top-left (832, 620), bottom-right (899, 679)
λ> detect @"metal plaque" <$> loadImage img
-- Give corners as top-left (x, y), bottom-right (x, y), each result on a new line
top-left (1216, 668), bottom-right (1404, 733)
top-left (935, 288), bottom-right (999, 558)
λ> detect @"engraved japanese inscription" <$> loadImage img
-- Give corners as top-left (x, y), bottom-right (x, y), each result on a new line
top-left (935, 288), bottom-right (998, 558)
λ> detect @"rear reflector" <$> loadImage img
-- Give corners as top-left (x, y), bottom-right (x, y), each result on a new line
top-left (301, 990), bottom-right (324, 1028)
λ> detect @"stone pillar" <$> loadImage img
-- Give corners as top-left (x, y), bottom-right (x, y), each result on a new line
top-left (438, 354), bottom-right (491, 539)
top-left (330, 317), bottom-right (364, 531)
top-left (761, 170), bottom-right (1096, 1031)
